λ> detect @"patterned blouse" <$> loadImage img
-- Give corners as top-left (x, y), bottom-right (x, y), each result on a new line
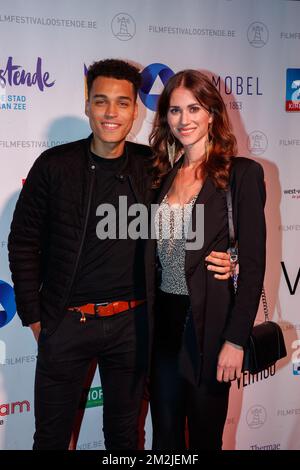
top-left (155, 193), bottom-right (198, 295)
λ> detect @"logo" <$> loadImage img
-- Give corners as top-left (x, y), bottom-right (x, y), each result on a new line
top-left (236, 364), bottom-right (275, 389)
top-left (111, 13), bottom-right (136, 41)
top-left (279, 224), bottom-right (300, 232)
top-left (281, 262), bottom-right (300, 295)
top-left (0, 57), bottom-right (55, 92)
top-left (0, 14), bottom-right (96, 29)
top-left (4, 354), bottom-right (36, 366)
top-left (247, 22), bottom-right (269, 48)
top-left (293, 363), bottom-right (300, 375)
top-left (279, 138), bottom-right (300, 146)
top-left (80, 386), bottom-right (103, 409)
top-left (250, 443), bottom-right (280, 450)
top-left (283, 188), bottom-right (300, 200)
top-left (286, 68), bottom-right (300, 112)
top-left (277, 407), bottom-right (300, 417)
top-left (139, 63), bottom-right (174, 111)
top-left (246, 405), bottom-right (267, 429)
top-left (212, 75), bottom-right (262, 96)
top-left (77, 440), bottom-right (102, 450)
top-left (292, 339), bottom-right (300, 375)
top-left (0, 141), bottom-right (67, 150)
top-left (247, 131), bottom-right (268, 155)
top-left (0, 400), bottom-right (30, 416)
top-left (0, 280), bottom-right (17, 328)
top-left (0, 57), bottom-right (55, 111)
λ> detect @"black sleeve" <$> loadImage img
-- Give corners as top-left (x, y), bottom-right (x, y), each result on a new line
top-left (8, 153), bottom-right (50, 326)
top-left (222, 161), bottom-right (266, 346)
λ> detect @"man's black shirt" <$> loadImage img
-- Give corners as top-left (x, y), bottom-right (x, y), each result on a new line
top-left (69, 151), bottom-right (146, 305)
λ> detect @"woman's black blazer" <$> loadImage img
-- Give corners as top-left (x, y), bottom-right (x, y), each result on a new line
top-left (145, 156), bottom-right (266, 385)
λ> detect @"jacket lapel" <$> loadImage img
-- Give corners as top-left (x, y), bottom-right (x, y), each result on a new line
top-left (185, 178), bottom-right (227, 274)
top-left (123, 142), bottom-right (149, 205)
top-left (156, 160), bottom-right (182, 205)
top-left (152, 157), bottom-right (227, 275)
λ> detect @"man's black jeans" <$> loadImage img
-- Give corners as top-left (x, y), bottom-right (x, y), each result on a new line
top-left (33, 303), bottom-right (148, 450)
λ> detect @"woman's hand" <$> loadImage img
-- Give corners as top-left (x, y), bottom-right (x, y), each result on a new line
top-left (216, 342), bottom-right (244, 382)
top-left (205, 251), bottom-right (232, 280)
top-left (29, 321), bottom-right (41, 342)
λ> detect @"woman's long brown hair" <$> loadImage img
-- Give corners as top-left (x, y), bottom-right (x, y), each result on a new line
top-left (149, 70), bottom-right (237, 188)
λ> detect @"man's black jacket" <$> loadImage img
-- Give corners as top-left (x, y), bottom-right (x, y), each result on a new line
top-left (8, 135), bottom-right (154, 334)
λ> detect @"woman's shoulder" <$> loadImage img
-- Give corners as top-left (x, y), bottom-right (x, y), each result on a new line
top-left (231, 156), bottom-right (264, 182)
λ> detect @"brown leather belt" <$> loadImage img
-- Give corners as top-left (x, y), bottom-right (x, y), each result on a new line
top-left (68, 299), bottom-right (146, 322)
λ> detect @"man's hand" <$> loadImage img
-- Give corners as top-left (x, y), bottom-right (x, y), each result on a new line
top-left (29, 321), bottom-right (41, 342)
top-left (217, 342), bottom-right (244, 382)
top-left (205, 251), bottom-right (231, 280)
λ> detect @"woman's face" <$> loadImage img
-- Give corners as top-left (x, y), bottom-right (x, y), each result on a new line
top-left (167, 86), bottom-right (212, 150)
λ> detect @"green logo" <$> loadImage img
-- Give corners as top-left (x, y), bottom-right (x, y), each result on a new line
top-left (80, 386), bottom-right (103, 409)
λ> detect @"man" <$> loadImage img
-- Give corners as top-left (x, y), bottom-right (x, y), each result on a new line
top-left (8, 59), bottom-right (231, 450)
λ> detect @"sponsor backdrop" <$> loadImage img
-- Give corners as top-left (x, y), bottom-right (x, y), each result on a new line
top-left (0, 0), bottom-right (299, 450)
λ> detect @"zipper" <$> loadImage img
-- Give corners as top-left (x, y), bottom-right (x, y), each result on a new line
top-left (62, 163), bottom-right (96, 311)
top-left (128, 174), bottom-right (142, 204)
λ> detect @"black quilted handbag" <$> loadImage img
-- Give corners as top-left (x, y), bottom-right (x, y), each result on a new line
top-left (242, 287), bottom-right (287, 374)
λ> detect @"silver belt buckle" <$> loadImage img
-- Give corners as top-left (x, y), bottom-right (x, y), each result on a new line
top-left (94, 302), bottom-right (109, 315)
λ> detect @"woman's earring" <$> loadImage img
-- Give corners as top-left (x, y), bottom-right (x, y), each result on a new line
top-left (204, 139), bottom-right (209, 162)
top-left (205, 122), bottom-right (213, 161)
top-left (167, 139), bottom-right (176, 168)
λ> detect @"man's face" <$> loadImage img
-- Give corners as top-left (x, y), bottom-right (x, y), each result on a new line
top-left (85, 76), bottom-right (138, 156)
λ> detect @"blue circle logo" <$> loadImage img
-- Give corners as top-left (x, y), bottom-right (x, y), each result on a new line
top-left (0, 280), bottom-right (17, 328)
top-left (139, 63), bottom-right (174, 111)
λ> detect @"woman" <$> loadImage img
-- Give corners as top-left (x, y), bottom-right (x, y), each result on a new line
top-left (147, 70), bottom-right (266, 450)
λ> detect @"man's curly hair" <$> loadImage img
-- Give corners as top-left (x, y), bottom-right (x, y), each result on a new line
top-left (86, 59), bottom-right (141, 100)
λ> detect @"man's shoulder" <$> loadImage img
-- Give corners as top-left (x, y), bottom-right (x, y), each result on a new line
top-left (42, 138), bottom-right (87, 159)
top-left (33, 137), bottom-right (89, 170)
